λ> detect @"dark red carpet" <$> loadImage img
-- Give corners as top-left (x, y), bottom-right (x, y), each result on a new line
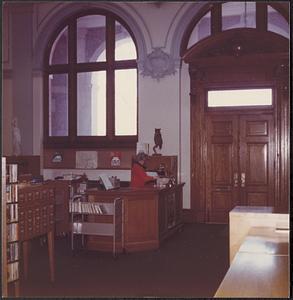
top-left (19, 223), bottom-right (229, 298)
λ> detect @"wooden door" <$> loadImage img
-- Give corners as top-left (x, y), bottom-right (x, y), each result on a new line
top-left (206, 113), bottom-right (275, 223)
top-left (239, 114), bottom-right (275, 207)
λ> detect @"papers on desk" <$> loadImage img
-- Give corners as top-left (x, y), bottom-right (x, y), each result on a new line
top-left (146, 171), bottom-right (158, 177)
top-left (99, 174), bottom-right (115, 190)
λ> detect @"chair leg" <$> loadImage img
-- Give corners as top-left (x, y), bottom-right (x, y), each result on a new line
top-left (47, 231), bottom-right (55, 282)
top-left (22, 240), bottom-right (29, 280)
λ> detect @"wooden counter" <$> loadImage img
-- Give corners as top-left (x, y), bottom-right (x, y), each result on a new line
top-left (214, 252), bottom-right (289, 298)
top-left (85, 183), bottom-right (184, 252)
top-left (229, 206), bottom-right (289, 263)
top-left (215, 207), bottom-right (289, 298)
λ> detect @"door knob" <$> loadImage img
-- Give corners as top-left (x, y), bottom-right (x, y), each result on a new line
top-left (241, 172), bottom-right (245, 187)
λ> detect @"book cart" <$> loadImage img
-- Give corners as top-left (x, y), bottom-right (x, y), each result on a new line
top-left (69, 193), bottom-right (124, 258)
top-left (2, 158), bottom-right (20, 297)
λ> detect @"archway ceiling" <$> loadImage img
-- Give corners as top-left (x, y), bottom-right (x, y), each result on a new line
top-left (183, 28), bottom-right (289, 63)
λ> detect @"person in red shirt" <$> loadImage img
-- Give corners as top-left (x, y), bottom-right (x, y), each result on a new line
top-left (130, 152), bottom-right (156, 188)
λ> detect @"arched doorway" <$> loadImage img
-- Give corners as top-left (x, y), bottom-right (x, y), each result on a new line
top-left (183, 28), bottom-right (289, 223)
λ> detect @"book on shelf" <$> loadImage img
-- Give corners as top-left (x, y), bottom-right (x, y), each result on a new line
top-left (7, 164), bottom-right (18, 183)
top-left (6, 182), bottom-right (18, 204)
top-left (7, 242), bottom-right (19, 262)
top-left (7, 261), bottom-right (19, 282)
top-left (6, 203), bottom-right (18, 223)
top-left (69, 201), bottom-right (105, 215)
top-left (7, 223), bottom-right (19, 242)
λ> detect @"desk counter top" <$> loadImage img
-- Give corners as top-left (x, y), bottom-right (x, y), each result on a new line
top-left (231, 206), bottom-right (274, 214)
top-left (216, 220), bottom-right (290, 298)
top-left (214, 252), bottom-right (289, 298)
top-left (238, 227), bottom-right (289, 256)
top-left (86, 183), bottom-right (185, 196)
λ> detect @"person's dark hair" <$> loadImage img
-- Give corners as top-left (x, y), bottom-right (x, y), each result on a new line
top-left (135, 152), bottom-right (148, 162)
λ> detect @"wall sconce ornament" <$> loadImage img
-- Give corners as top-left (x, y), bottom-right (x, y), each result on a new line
top-left (141, 48), bottom-right (176, 80)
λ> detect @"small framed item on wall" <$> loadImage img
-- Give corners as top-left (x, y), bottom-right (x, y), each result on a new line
top-left (52, 152), bottom-right (63, 163)
top-left (76, 151), bottom-right (98, 169)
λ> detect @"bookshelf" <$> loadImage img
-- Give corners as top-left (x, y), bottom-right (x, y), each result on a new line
top-left (2, 158), bottom-right (20, 297)
top-left (70, 196), bottom-right (123, 257)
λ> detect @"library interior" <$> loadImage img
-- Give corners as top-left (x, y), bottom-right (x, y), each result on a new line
top-left (1, 1), bottom-right (290, 298)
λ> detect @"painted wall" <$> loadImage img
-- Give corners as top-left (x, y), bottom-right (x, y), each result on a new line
top-left (2, 1), bottom-right (197, 208)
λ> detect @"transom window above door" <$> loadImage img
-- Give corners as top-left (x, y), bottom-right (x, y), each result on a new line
top-left (207, 88), bottom-right (273, 108)
top-left (44, 11), bottom-right (138, 148)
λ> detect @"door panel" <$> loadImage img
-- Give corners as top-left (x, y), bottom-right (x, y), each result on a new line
top-left (206, 115), bottom-right (238, 223)
top-left (246, 192), bottom-right (267, 206)
top-left (246, 143), bottom-right (268, 184)
top-left (239, 114), bottom-right (274, 207)
top-left (212, 144), bottom-right (233, 185)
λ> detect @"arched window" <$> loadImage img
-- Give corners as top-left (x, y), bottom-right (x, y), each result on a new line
top-left (182, 2), bottom-right (289, 53)
top-left (44, 11), bottom-right (138, 148)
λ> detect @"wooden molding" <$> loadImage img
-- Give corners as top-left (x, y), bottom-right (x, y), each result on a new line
top-left (182, 209), bottom-right (195, 223)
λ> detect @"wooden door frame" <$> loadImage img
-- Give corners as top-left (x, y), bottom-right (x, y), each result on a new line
top-left (188, 53), bottom-right (289, 223)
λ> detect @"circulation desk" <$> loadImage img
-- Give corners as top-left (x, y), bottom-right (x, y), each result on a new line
top-left (85, 183), bottom-right (184, 253)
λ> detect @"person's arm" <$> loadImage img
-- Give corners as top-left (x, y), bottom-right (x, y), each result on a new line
top-left (131, 164), bottom-right (155, 187)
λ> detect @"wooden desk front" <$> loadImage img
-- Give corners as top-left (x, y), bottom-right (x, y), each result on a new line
top-left (85, 184), bottom-right (184, 252)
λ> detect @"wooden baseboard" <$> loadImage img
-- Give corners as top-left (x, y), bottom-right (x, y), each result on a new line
top-left (182, 209), bottom-right (195, 223)
top-left (182, 209), bottom-right (207, 223)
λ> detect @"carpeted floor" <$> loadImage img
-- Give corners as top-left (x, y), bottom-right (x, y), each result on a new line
top-left (19, 223), bottom-right (229, 298)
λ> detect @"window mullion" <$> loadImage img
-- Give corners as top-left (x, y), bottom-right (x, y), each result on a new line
top-left (256, 3), bottom-right (267, 31)
top-left (106, 15), bottom-right (115, 139)
top-left (211, 3), bottom-right (222, 34)
top-left (69, 19), bottom-right (77, 142)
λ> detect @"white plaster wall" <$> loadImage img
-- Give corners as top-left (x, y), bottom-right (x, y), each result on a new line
top-left (180, 62), bottom-right (191, 208)
top-left (32, 71), bottom-right (43, 156)
top-left (138, 73), bottom-right (180, 157)
top-left (43, 169), bottom-right (131, 182)
top-left (129, 2), bottom-right (186, 49)
top-left (2, 78), bottom-right (13, 155)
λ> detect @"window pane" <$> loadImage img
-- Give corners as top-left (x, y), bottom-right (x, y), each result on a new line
top-left (222, 2), bottom-right (256, 31)
top-left (115, 69), bottom-right (137, 135)
top-left (187, 12), bottom-right (211, 48)
top-left (49, 74), bottom-right (68, 136)
top-left (268, 6), bottom-right (289, 38)
top-left (49, 27), bottom-right (68, 65)
top-left (115, 21), bottom-right (137, 60)
top-left (77, 71), bottom-right (106, 136)
top-left (208, 89), bottom-right (272, 107)
top-left (77, 15), bottom-right (106, 63)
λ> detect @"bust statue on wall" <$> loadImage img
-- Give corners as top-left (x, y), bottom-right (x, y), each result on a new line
top-left (12, 117), bottom-right (21, 156)
top-left (153, 128), bottom-right (163, 156)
